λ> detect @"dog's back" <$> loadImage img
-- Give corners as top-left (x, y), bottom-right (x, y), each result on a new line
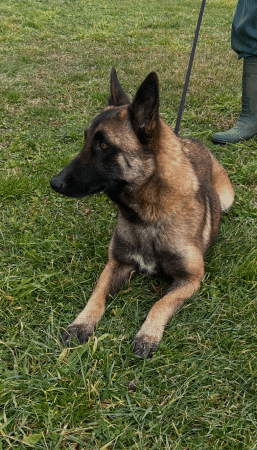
top-left (181, 136), bottom-right (234, 212)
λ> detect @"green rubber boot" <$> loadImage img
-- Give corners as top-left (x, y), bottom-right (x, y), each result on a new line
top-left (212, 57), bottom-right (257, 144)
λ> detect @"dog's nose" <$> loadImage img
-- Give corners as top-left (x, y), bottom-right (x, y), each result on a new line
top-left (50, 176), bottom-right (63, 192)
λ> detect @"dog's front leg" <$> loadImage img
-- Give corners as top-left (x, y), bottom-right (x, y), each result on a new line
top-left (62, 257), bottom-right (135, 346)
top-left (132, 253), bottom-right (204, 358)
top-left (132, 276), bottom-right (202, 358)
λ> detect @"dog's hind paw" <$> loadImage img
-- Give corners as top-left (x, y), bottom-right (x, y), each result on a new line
top-left (131, 335), bottom-right (159, 358)
top-left (62, 324), bottom-right (94, 346)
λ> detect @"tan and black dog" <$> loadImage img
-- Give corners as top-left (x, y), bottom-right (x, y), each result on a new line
top-left (50, 68), bottom-right (234, 358)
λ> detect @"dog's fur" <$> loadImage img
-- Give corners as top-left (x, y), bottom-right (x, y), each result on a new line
top-left (50, 68), bottom-right (234, 358)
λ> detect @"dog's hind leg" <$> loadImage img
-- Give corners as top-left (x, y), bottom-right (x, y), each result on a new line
top-left (210, 153), bottom-right (234, 213)
top-left (132, 248), bottom-right (204, 358)
top-left (62, 257), bottom-right (135, 346)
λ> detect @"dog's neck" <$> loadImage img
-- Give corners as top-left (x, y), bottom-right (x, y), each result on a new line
top-left (107, 119), bottom-right (199, 224)
top-left (129, 120), bottom-right (198, 222)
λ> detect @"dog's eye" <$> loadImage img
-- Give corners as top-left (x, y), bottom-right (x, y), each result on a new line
top-left (100, 142), bottom-right (108, 150)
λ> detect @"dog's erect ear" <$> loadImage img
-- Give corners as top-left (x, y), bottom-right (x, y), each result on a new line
top-left (108, 67), bottom-right (130, 107)
top-left (129, 72), bottom-right (159, 142)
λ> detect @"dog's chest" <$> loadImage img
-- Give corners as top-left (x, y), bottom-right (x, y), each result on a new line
top-left (130, 250), bottom-right (158, 274)
top-left (113, 226), bottom-right (158, 274)
top-left (113, 221), bottom-right (177, 276)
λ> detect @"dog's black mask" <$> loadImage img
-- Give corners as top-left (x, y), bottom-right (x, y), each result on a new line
top-left (50, 154), bottom-right (106, 198)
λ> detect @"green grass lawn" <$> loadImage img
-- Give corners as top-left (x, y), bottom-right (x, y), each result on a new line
top-left (0, 0), bottom-right (256, 448)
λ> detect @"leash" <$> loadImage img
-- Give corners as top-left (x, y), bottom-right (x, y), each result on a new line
top-left (174, 0), bottom-right (207, 136)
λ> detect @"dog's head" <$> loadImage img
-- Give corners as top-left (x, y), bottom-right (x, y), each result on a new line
top-left (50, 68), bottom-right (160, 198)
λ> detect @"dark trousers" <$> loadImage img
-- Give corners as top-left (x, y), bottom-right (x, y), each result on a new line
top-left (231, 0), bottom-right (257, 58)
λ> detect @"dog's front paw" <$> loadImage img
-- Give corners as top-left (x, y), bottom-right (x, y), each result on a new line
top-left (131, 335), bottom-right (159, 358)
top-left (62, 324), bottom-right (94, 346)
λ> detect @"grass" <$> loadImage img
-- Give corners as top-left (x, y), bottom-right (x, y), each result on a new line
top-left (0, 0), bottom-right (256, 448)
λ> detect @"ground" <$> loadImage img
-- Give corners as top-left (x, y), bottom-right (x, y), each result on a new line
top-left (0, 0), bottom-right (256, 448)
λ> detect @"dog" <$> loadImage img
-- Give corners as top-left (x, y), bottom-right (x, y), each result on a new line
top-left (50, 67), bottom-right (234, 358)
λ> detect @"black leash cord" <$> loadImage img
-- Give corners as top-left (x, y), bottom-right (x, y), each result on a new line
top-left (174, 0), bottom-right (207, 136)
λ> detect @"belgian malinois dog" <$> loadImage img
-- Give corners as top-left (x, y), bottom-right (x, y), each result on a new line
top-left (50, 68), bottom-right (234, 358)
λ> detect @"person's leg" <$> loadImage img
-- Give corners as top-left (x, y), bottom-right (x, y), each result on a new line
top-left (212, 0), bottom-right (257, 144)
top-left (231, 0), bottom-right (257, 59)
